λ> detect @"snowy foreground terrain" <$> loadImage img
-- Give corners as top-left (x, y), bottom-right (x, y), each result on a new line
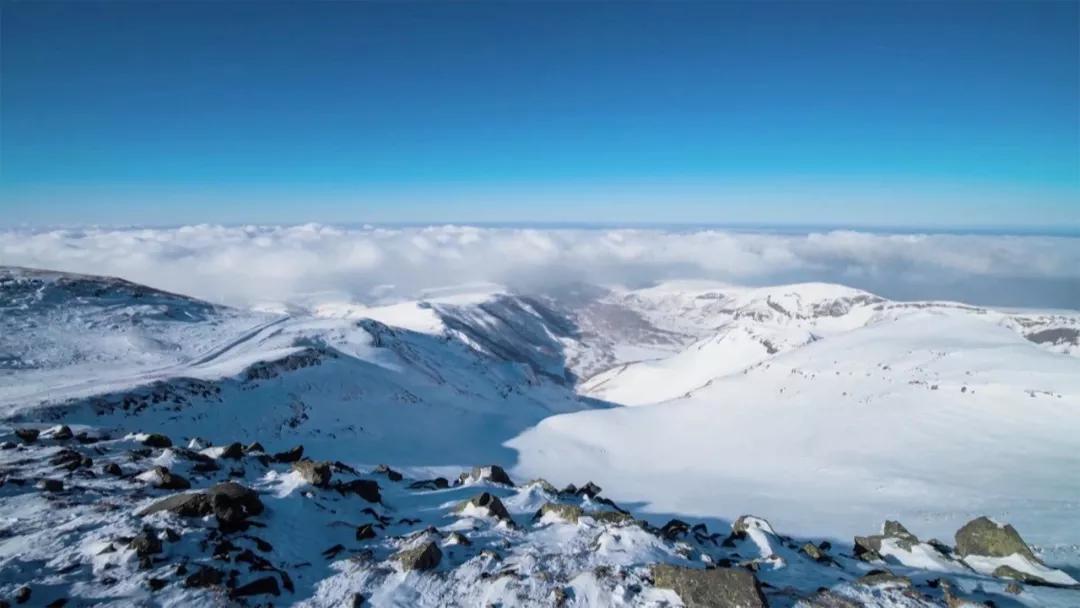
top-left (1, 266), bottom-right (1079, 607)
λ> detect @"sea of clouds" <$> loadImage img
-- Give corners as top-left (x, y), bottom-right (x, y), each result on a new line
top-left (1, 224), bottom-right (1078, 309)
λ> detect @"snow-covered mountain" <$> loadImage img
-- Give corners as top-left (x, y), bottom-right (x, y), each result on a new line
top-left (2, 266), bottom-right (1079, 607)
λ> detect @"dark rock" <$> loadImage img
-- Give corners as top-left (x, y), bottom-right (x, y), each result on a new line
top-left (220, 442), bottom-right (244, 460)
top-left (650, 564), bottom-right (767, 608)
top-left (51, 425), bottom-right (74, 440)
top-left (351, 593), bottom-right (365, 607)
top-left (992, 564), bottom-right (1052, 585)
top-left (273, 445), bottom-right (304, 463)
top-left (128, 530), bottom-right (163, 557)
top-left (853, 536), bottom-right (884, 562)
top-left (1, 441), bottom-right (15, 450)
top-left (231, 576), bottom-right (280, 597)
top-left (446, 532), bottom-right (471, 546)
top-left (45, 600), bottom-right (66, 608)
top-left (394, 541), bottom-right (442, 571)
top-left (373, 464), bottom-right (402, 481)
top-left (1005, 581), bottom-right (1023, 594)
top-left (185, 565), bottom-right (225, 588)
top-left (459, 465), bottom-right (513, 486)
top-left (660, 519), bottom-right (691, 540)
top-left (144, 466), bottom-right (191, 490)
top-left (292, 459), bottom-right (332, 487)
top-left (244, 442), bottom-right (265, 453)
top-left (148, 577), bottom-right (167, 591)
top-left (356, 524), bottom-right (377, 541)
top-left (322, 544), bottom-right (345, 559)
top-left (408, 478), bottom-right (449, 491)
top-left (456, 492), bottom-right (512, 522)
top-left (37, 479), bottom-right (64, 492)
top-left (589, 510), bottom-right (634, 526)
top-left (955, 516), bottom-right (1039, 562)
top-left (15, 429), bottom-right (39, 444)
top-left (142, 434), bottom-right (172, 448)
top-left (192, 461), bottom-right (220, 474)
top-left (577, 481), bottom-right (602, 498)
top-left (14, 586), bottom-right (30, 604)
top-left (798, 590), bottom-right (862, 607)
top-left (138, 482), bottom-right (263, 528)
top-left (336, 479), bottom-right (381, 503)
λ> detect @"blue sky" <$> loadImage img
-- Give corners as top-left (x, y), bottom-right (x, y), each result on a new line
top-left (1, 1), bottom-right (1077, 228)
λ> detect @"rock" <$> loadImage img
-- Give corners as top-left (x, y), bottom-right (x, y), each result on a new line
top-left (1005, 581), bottom-right (1023, 594)
top-left (800, 542), bottom-right (827, 562)
top-left (208, 481), bottom-right (265, 525)
top-left (336, 479), bottom-right (381, 503)
top-left (853, 536), bottom-right (883, 562)
top-left (244, 442), bottom-right (265, 453)
top-left (524, 478), bottom-right (558, 493)
top-left (15, 429), bottom-right (39, 444)
top-left (856, 569), bottom-right (912, 588)
top-left (456, 492), bottom-right (512, 522)
top-left (1, 441), bottom-right (15, 449)
top-left (142, 434), bottom-right (172, 448)
top-left (184, 565), bottom-right (225, 588)
top-left (273, 445), bottom-right (304, 463)
top-left (928, 538), bottom-right (953, 555)
top-left (220, 442), bottom-right (244, 459)
top-left (143, 466), bottom-right (191, 490)
top-left (395, 541), bottom-right (442, 571)
top-left (292, 459), bottom-right (332, 487)
top-left (661, 519), bottom-right (691, 540)
top-left (955, 516), bottom-right (1038, 562)
top-left (356, 523), bottom-right (377, 541)
top-left (50, 449), bottom-right (85, 471)
top-left (231, 576), bottom-right (280, 597)
top-left (103, 463), bottom-right (122, 476)
top-left (373, 464), bottom-right (402, 481)
top-left (535, 502), bottom-right (583, 523)
top-left (351, 593), bottom-right (365, 607)
top-left (51, 425), bottom-right (74, 440)
top-left (138, 481), bottom-right (263, 527)
top-left (446, 532), bottom-right (471, 546)
top-left (148, 578), bottom-right (167, 591)
top-left (128, 530), bottom-right (163, 557)
top-left (408, 478), bottom-right (449, 491)
top-left (14, 586), bottom-right (30, 604)
top-left (650, 564), bottom-right (768, 608)
top-left (796, 590), bottom-right (862, 607)
top-left (732, 515), bottom-right (775, 535)
top-left (459, 465), bottom-right (513, 486)
top-left (589, 510), bottom-right (634, 525)
top-left (577, 481), bottom-right (602, 498)
top-left (36, 479), bottom-right (64, 492)
top-left (883, 520), bottom-right (918, 543)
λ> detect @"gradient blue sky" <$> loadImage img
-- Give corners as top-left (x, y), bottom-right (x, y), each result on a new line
top-left (1, 1), bottom-right (1077, 228)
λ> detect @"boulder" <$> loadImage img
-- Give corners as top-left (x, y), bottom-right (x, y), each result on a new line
top-left (373, 464), bottom-right (402, 481)
top-left (292, 459), bottom-right (332, 487)
top-left (138, 482), bottom-right (263, 527)
top-left (220, 442), bottom-right (244, 460)
top-left (456, 492), bottom-right (512, 522)
top-left (856, 569), bottom-right (912, 588)
top-left (141, 434), bottom-right (172, 448)
top-left (14, 428), bottom-right (39, 444)
top-left (732, 515), bottom-right (776, 536)
top-left (535, 502), bottom-right (583, 523)
top-left (103, 463), bottom-right (122, 476)
top-left (408, 478), bottom-right (449, 491)
top-left (335, 479), bottom-right (381, 503)
top-left (231, 576), bottom-right (280, 598)
top-left (128, 530), bottom-right (163, 557)
top-left (356, 524), bottom-right (377, 541)
top-left (650, 564), bottom-right (768, 608)
top-left (273, 445), bottom-right (304, 463)
top-left (50, 425), bottom-right (74, 440)
top-left (800, 542), bottom-right (827, 562)
top-left (36, 479), bottom-right (64, 492)
top-left (395, 541), bottom-right (442, 571)
top-left (244, 442), bottom-right (265, 453)
top-left (524, 478), bottom-right (558, 493)
top-left (142, 466), bottom-right (191, 490)
top-left (459, 465), bottom-right (513, 486)
top-left (954, 516), bottom-right (1037, 561)
top-left (184, 565), bottom-right (225, 588)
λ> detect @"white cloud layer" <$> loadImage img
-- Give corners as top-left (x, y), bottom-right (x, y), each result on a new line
top-left (1, 224), bottom-right (1078, 309)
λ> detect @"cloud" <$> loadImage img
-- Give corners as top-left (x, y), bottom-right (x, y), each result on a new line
top-left (1, 224), bottom-right (1078, 309)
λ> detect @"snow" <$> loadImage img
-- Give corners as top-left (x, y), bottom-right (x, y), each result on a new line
top-left (3, 266), bottom-right (1080, 606)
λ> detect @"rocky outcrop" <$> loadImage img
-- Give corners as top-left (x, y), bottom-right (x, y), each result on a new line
top-left (292, 460), bottom-right (332, 487)
top-left (954, 516), bottom-right (1036, 561)
top-left (458, 465), bottom-right (513, 486)
top-left (138, 481), bottom-right (264, 528)
top-left (650, 564), bottom-right (768, 608)
top-left (456, 492), bottom-right (512, 523)
top-left (535, 502), bottom-right (583, 523)
top-left (394, 541), bottom-right (442, 571)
